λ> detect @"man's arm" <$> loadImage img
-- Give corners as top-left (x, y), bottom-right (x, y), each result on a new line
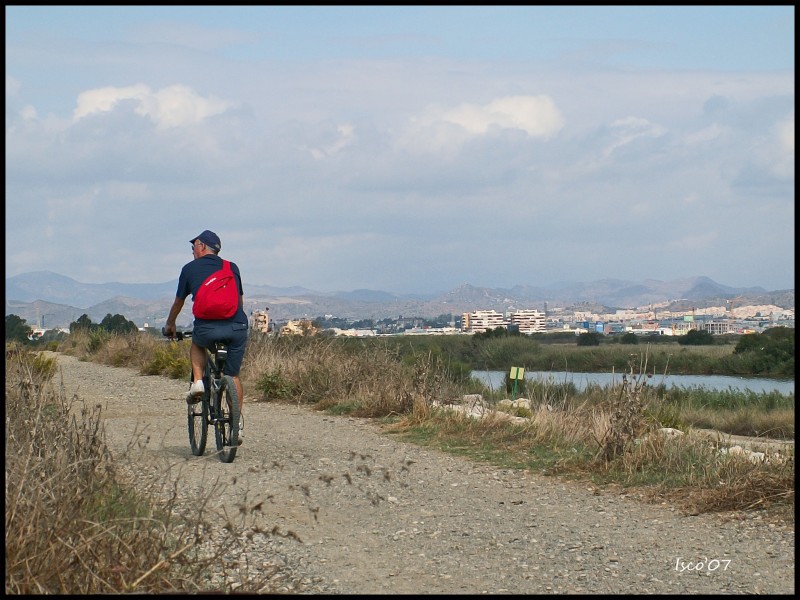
top-left (164, 296), bottom-right (186, 338)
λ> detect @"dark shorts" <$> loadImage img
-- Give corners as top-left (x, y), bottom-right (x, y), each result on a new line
top-left (192, 321), bottom-right (249, 376)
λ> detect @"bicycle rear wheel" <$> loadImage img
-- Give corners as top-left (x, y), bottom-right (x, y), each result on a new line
top-left (187, 368), bottom-right (210, 456)
top-left (187, 394), bottom-right (208, 456)
top-left (214, 375), bottom-right (239, 463)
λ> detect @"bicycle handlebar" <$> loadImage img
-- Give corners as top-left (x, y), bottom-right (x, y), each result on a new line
top-left (162, 327), bottom-right (192, 341)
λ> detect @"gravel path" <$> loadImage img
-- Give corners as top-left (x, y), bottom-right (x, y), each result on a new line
top-left (52, 353), bottom-right (794, 594)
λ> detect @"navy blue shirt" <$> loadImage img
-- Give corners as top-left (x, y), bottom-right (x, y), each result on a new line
top-left (176, 254), bottom-right (248, 325)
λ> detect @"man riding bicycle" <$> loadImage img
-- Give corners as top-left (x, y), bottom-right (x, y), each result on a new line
top-left (164, 230), bottom-right (249, 443)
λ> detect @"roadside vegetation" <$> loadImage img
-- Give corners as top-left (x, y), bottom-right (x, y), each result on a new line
top-left (5, 344), bottom-right (292, 593)
top-left (5, 318), bottom-right (794, 593)
top-left (367, 325), bottom-right (795, 378)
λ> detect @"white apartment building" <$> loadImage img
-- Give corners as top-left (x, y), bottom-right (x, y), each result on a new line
top-left (509, 309), bottom-right (546, 334)
top-left (700, 320), bottom-right (734, 335)
top-left (461, 310), bottom-right (505, 333)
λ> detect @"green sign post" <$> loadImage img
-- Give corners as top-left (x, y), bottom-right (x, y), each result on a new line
top-left (509, 366), bottom-right (525, 401)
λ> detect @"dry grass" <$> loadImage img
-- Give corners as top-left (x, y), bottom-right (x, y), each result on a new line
top-left (242, 334), bottom-right (462, 418)
top-left (594, 368), bottom-right (651, 463)
top-left (48, 331), bottom-right (794, 524)
top-left (4, 346), bottom-right (316, 594)
top-left (681, 406), bottom-right (795, 439)
top-left (677, 461), bottom-right (795, 515)
top-left (626, 433), bottom-right (795, 521)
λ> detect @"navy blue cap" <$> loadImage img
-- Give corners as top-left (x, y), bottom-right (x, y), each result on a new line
top-left (190, 230), bottom-right (221, 252)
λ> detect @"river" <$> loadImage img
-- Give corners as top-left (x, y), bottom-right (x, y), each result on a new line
top-left (471, 370), bottom-right (795, 396)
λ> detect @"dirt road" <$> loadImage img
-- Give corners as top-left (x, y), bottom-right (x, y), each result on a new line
top-left (52, 353), bottom-right (794, 594)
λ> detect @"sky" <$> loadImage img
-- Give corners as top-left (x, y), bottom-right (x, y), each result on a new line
top-left (5, 6), bottom-right (795, 295)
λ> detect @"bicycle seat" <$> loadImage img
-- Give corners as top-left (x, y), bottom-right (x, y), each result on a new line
top-left (210, 341), bottom-right (230, 362)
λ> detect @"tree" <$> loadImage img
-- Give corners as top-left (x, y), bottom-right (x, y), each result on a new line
top-left (576, 332), bottom-right (601, 346)
top-left (36, 329), bottom-right (68, 344)
top-left (99, 313), bottom-right (138, 334)
top-left (425, 313), bottom-right (455, 328)
top-left (70, 314), bottom-right (96, 333)
top-left (351, 318), bottom-right (375, 329)
top-left (473, 326), bottom-right (514, 340)
top-left (678, 329), bottom-right (714, 346)
top-left (734, 327), bottom-right (794, 364)
top-left (619, 332), bottom-right (639, 345)
top-left (5, 314), bottom-right (33, 344)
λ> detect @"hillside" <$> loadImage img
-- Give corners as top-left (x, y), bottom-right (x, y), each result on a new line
top-left (5, 271), bottom-right (794, 329)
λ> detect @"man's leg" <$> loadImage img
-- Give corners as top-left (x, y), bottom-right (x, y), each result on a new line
top-left (222, 324), bottom-right (247, 415)
top-left (190, 342), bottom-right (207, 382)
top-left (223, 326), bottom-right (247, 444)
top-left (185, 343), bottom-right (208, 402)
top-left (232, 375), bottom-right (244, 412)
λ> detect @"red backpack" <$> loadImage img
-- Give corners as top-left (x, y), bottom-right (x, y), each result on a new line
top-left (192, 260), bottom-right (239, 320)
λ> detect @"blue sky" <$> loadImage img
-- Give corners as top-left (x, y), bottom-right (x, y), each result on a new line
top-left (5, 6), bottom-right (795, 295)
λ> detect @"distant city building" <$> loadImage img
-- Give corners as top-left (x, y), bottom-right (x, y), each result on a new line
top-left (330, 327), bottom-right (376, 337)
top-left (280, 319), bottom-right (321, 336)
top-left (251, 308), bottom-right (272, 333)
top-left (461, 310), bottom-right (505, 333)
top-left (509, 309), bottom-right (546, 334)
top-left (700, 320), bottom-right (734, 335)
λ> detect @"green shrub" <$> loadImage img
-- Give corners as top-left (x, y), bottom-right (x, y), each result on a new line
top-left (142, 343), bottom-right (190, 379)
top-left (87, 329), bottom-right (111, 354)
top-left (732, 327), bottom-right (794, 377)
top-left (254, 369), bottom-right (297, 400)
top-left (30, 351), bottom-right (58, 380)
top-left (645, 400), bottom-right (687, 431)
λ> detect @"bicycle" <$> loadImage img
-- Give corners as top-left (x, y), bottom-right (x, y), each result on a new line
top-left (163, 328), bottom-right (240, 463)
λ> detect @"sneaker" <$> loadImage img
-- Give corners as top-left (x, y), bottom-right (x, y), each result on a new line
top-left (186, 380), bottom-right (204, 404)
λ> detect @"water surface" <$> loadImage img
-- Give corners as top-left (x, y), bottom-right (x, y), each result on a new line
top-left (471, 370), bottom-right (794, 396)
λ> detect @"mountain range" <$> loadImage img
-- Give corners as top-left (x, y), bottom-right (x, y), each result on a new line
top-left (5, 271), bottom-right (794, 329)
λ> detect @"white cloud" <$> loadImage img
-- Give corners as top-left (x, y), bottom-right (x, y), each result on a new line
top-left (306, 123), bottom-right (356, 160)
top-left (603, 116), bottom-right (667, 156)
top-left (772, 113), bottom-right (794, 180)
top-left (20, 105), bottom-right (37, 120)
top-left (777, 114), bottom-right (794, 153)
top-left (682, 123), bottom-right (726, 145)
top-left (442, 95), bottom-right (564, 138)
top-left (398, 94), bottom-right (564, 156)
top-left (73, 84), bottom-right (233, 129)
top-left (73, 84), bottom-right (149, 120)
top-left (4, 10), bottom-right (794, 292)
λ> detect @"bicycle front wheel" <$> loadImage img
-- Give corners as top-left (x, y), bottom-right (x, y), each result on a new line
top-left (214, 375), bottom-right (239, 463)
